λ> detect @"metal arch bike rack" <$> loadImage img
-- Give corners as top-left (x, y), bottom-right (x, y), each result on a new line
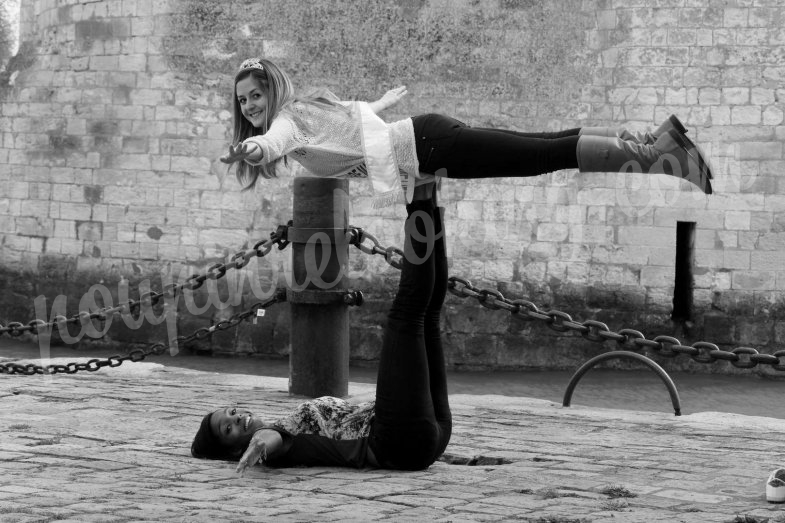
top-left (562, 351), bottom-right (682, 416)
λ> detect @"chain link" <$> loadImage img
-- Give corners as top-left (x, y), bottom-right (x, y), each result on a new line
top-left (0, 291), bottom-right (287, 376)
top-left (344, 226), bottom-right (785, 374)
top-left (0, 227), bottom-right (287, 340)
top-left (4, 222), bottom-right (784, 375)
top-left (0, 225), bottom-right (290, 375)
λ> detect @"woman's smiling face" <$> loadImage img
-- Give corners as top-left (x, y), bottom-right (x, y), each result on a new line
top-left (236, 76), bottom-right (268, 128)
top-left (210, 407), bottom-right (263, 449)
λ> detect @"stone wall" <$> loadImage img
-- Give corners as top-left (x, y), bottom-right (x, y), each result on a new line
top-left (1, 0), bottom-right (784, 374)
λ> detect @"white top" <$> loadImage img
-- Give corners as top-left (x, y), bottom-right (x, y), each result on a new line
top-left (244, 101), bottom-right (434, 206)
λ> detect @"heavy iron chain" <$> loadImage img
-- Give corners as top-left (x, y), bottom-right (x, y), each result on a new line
top-left (0, 291), bottom-right (287, 376)
top-left (5, 221), bottom-right (785, 374)
top-left (0, 224), bottom-right (292, 375)
top-left (346, 227), bottom-right (404, 270)
top-left (0, 225), bottom-right (290, 340)
top-left (345, 226), bottom-right (785, 373)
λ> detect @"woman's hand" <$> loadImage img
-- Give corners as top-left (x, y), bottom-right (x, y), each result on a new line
top-left (220, 142), bottom-right (261, 165)
top-left (369, 86), bottom-right (408, 113)
top-left (236, 434), bottom-right (267, 476)
top-left (234, 429), bottom-right (283, 476)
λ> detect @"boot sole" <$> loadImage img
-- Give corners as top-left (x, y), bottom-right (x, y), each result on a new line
top-left (650, 115), bottom-right (688, 145)
top-left (669, 129), bottom-right (714, 180)
top-left (667, 115), bottom-right (688, 135)
top-left (667, 129), bottom-right (714, 194)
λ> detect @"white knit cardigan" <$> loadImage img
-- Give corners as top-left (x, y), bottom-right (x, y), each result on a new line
top-left (244, 100), bottom-right (429, 207)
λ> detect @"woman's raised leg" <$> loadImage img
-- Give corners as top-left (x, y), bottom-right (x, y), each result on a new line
top-left (369, 198), bottom-right (446, 471)
top-left (424, 202), bottom-right (451, 459)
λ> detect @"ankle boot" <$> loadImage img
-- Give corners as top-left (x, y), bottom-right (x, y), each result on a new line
top-left (576, 129), bottom-right (713, 194)
top-left (579, 115), bottom-right (688, 146)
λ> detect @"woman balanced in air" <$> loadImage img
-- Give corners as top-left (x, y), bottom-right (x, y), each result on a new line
top-left (191, 58), bottom-right (713, 473)
top-left (219, 58), bottom-right (711, 204)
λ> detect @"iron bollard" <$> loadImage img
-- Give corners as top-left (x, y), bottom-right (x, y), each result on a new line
top-left (287, 178), bottom-right (350, 397)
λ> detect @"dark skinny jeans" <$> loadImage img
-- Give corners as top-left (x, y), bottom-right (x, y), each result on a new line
top-left (369, 197), bottom-right (451, 470)
top-left (369, 116), bottom-right (579, 469)
top-left (412, 113), bottom-right (580, 178)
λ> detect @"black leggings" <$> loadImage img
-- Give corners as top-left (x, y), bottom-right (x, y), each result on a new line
top-left (368, 117), bottom-right (579, 470)
top-left (413, 113), bottom-right (580, 178)
top-left (369, 197), bottom-right (451, 471)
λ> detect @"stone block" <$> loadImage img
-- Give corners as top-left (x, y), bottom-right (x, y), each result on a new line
top-left (695, 245), bottom-right (725, 268)
top-left (124, 206), bottom-right (167, 225)
top-left (617, 226), bottom-right (673, 247)
top-left (732, 271), bottom-right (776, 291)
top-left (20, 199), bottom-right (50, 218)
top-left (759, 233), bottom-right (785, 252)
top-left (89, 55), bottom-right (119, 71)
top-left (724, 211), bottom-right (751, 230)
top-left (724, 250), bottom-right (751, 270)
top-left (131, 16), bottom-right (154, 36)
top-left (199, 228), bottom-right (250, 249)
top-left (709, 105), bottom-right (732, 125)
top-left (53, 220), bottom-right (76, 239)
top-left (170, 155), bottom-right (211, 173)
top-left (730, 105), bottom-right (762, 125)
top-left (576, 188), bottom-right (616, 206)
top-left (121, 0), bottom-right (138, 16)
top-left (737, 141), bottom-right (782, 160)
top-left (129, 88), bottom-right (162, 106)
top-left (763, 106), bottom-right (784, 125)
top-left (76, 221), bottom-right (103, 241)
top-left (155, 106), bottom-right (188, 121)
top-left (109, 241), bottom-right (140, 258)
top-left (698, 87), bottom-right (720, 105)
top-left (736, 321), bottom-right (772, 346)
top-left (536, 223), bottom-right (568, 243)
top-left (722, 87), bottom-right (750, 104)
top-left (751, 87), bottom-right (776, 105)
top-left (751, 251), bottom-right (785, 272)
top-left (59, 202), bottom-right (92, 221)
top-left (6, 182), bottom-right (29, 199)
top-left (103, 154), bottom-right (152, 170)
top-left (715, 230), bottom-right (739, 249)
top-left (723, 8), bottom-right (749, 28)
top-left (640, 265), bottom-right (673, 288)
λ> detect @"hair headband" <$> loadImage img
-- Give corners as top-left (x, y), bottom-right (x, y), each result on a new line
top-left (239, 58), bottom-right (265, 73)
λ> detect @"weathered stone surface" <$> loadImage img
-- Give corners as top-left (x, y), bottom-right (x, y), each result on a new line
top-left (1, 339), bottom-right (784, 522)
top-left (3, 0), bottom-right (785, 367)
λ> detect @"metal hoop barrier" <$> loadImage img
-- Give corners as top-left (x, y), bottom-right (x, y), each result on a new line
top-left (562, 351), bottom-right (682, 416)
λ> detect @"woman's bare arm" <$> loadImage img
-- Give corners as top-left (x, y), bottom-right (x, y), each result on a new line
top-left (236, 429), bottom-right (283, 475)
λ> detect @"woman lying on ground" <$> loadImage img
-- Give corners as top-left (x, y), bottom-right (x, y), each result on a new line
top-left (192, 188), bottom-right (451, 473)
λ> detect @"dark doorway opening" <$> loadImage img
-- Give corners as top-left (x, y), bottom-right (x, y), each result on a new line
top-left (672, 221), bottom-right (695, 322)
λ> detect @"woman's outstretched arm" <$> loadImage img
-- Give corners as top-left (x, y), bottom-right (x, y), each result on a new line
top-left (220, 142), bottom-right (262, 165)
top-left (235, 429), bottom-right (283, 475)
top-left (369, 86), bottom-right (408, 114)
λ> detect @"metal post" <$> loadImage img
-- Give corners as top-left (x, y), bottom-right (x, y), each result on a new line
top-left (288, 178), bottom-right (350, 397)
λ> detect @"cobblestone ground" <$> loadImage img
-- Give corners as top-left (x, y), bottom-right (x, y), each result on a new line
top-left (1, 356), bottom-right (784, 523)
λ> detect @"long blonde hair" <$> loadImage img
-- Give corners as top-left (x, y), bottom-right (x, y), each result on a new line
top-left (231, 59), bottom-right (349, 190)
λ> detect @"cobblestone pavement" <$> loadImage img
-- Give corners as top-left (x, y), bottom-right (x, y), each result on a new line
top-left (1, 355), bottom-right (785, 523)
